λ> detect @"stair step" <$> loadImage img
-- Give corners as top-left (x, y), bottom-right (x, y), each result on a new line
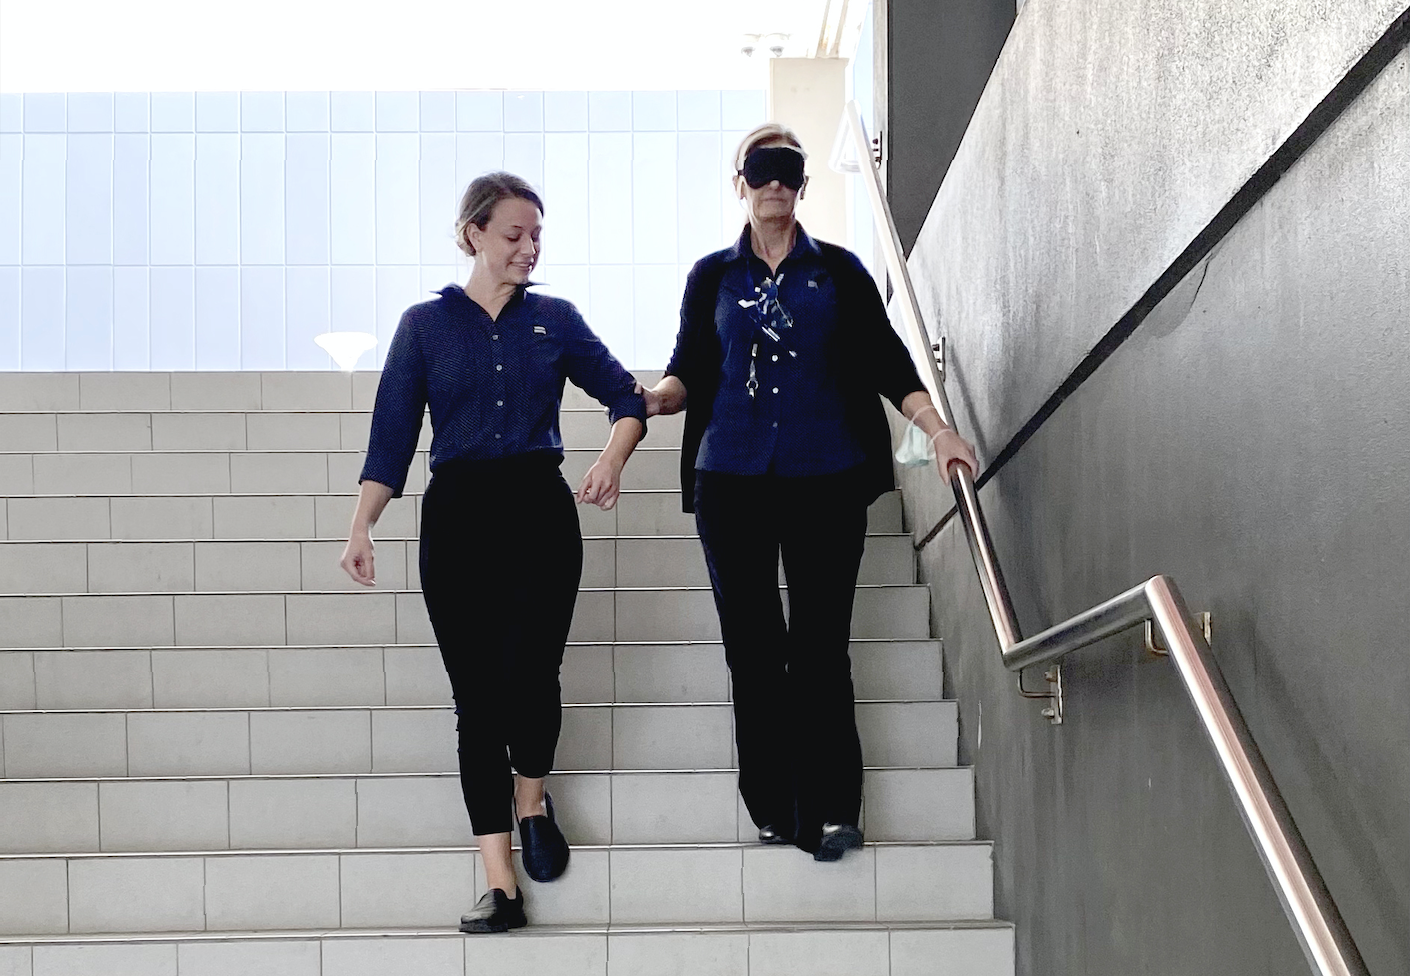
top-left (0, 408), bottom-right (686, 453)
top-left (0, 841), bottom-right (995, 935)
top-left (0, 767), bottom-right (974, 853)
top-left (0, 533), bottom-right (916, 594)
top-left (0, 640), bottom-right (943, 710)
top-left (0, 921), bottom-right (1015, 976)
top-left (0, 583), bottom-right (931, 649)
top-left (0, 486), bottom-right (905, 539)
top-left (0, 701), bottom-right (958, 778)
top-left (0, 370), bottom-right (653, 413)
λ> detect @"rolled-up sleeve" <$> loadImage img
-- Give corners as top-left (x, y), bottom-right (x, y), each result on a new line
top-left (359, 311), bottom-right (428, 497)
top-left (558, 304), bottom-right (648, 428)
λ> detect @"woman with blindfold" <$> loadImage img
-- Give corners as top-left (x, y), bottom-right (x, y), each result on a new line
top-left (645, 123), bottom-right (978, 862)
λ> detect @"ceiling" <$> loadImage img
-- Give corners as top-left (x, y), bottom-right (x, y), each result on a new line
top-left (0, 0), bottom-right (869, 92)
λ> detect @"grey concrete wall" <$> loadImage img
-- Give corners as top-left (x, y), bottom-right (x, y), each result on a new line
top-left (893, 3), bottom-right (1410, 974)
top-left (909, 0), bottom-right (1409, 466)
top-left (884, 0), bottom-right (1014, 253)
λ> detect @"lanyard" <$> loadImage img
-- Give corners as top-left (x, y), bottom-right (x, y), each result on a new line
top-left (741, 273), bottom-right (798, 398)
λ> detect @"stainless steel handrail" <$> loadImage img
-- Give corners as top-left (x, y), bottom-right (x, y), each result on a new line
top-left (836, 99), bottom-right (1370, 976)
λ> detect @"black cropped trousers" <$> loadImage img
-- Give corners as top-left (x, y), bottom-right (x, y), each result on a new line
top-left (418, 454), bottom-right (583, 837)
top-left (693, 467), bottom-right (869, 850)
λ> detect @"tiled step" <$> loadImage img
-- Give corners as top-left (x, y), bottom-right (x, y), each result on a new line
top-left (0, 486), bottom-right (907, 539)
top-left (0, 701), bottom-right (958, 778)
top-left (0, 583), bottom-right (931, 649)
top-left (0, 409), bottom-right (686, 453)
top-left (0, 534), bottom-right (916, 594)
top-left (0, 840), bottom-right (996, 935)
top-left (0, 923), bottom-right (1016, 976)
top-left (0, 371), bottom-right (661, 413)
top-left (0, 449), bottom-right (686, 503)
top-left (0, 767), bottom-right (975, 853)
top-left (0, 639), bottom-right (942, 710)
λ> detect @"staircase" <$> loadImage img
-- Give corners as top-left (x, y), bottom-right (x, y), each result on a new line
top-left (0, 371), bottom-right (1014, 975)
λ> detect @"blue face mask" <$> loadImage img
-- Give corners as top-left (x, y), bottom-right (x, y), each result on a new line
top-left (739, 147), bottom-right (806, 190)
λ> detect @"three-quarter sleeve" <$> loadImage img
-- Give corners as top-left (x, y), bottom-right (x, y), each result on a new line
top-left (557, 303), bottom-right (648, 427)
top-left (359, 310), bottom-right (428, 497)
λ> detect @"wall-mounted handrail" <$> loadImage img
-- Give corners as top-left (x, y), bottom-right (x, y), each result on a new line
top-left (835, 99), bottom-right (1370, 976)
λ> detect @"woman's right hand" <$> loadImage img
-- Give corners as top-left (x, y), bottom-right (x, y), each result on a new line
top-left (340, 531), bottom-right (377, 587)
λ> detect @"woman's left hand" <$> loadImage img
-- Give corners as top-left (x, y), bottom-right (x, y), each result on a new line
top-left (577, 458), bottom-right (624, 510)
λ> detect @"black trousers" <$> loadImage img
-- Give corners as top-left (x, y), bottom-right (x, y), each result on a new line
top-left (418, 454), bottom-right (583, 836)
top-left (693, 467), bottom-right (869, 848)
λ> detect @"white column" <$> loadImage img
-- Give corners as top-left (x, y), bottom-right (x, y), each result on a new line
top-left (767, 57), bottom-right (848, 246)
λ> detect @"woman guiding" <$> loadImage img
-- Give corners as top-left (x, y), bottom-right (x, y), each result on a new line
top-left (647, 124), bottom-right (978, 861)
top-left (340, 172), bottom-right (647, 932)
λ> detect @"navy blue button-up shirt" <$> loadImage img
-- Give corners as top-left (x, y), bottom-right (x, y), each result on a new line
top-left (360, 285), bottom-right (647, 496)
top-left (696, 226), bottom-right (867, 477)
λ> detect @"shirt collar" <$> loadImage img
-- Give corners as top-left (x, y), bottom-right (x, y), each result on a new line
top-left (727, 223), bottom-right (822, 267)
top-left (437, 281), bottom-right (540, 314)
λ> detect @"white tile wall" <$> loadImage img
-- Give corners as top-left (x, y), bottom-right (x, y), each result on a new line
top-left (32, 943), bottom-right (177, 976)
top-left (4, 90), bottom-right (761, 371)
top-left (205, 854), bottom-right (341, 930)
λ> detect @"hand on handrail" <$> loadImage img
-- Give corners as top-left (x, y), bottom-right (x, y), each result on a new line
top-left (901, 393), bottom-right (979, 483)
top-left (931, 427), bottom-right (979, 483)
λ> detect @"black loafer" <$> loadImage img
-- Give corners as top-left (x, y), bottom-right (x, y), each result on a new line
top-left (813, 823), bottom-right (864, 862)
top-left (519, 792), bottom-right (570, 882)
top-left (459, 887), bottom-right (526, 933)
top-left (757, 824), bottom-right (794, 845)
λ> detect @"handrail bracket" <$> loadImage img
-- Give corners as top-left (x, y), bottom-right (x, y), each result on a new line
top-left (1146, 611), bottom-right (1212, 657)
top-left (1016, 664), bottom-right (1064, 725)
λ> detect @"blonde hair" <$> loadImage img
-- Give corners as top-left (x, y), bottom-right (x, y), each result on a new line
top-left (454, 172), bottom-right (544, 257)
top-left (732, 122), bottom-right (807, 172)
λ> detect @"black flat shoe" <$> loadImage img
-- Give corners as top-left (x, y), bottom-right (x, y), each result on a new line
top-left (459, 888), bottom-right (526, 933)
top-left (757, 824), bottom-right (794, 845)
top-left (813, 823), bottom-right (864, 862)
top-left (519, 792), bottom-right (570, 882)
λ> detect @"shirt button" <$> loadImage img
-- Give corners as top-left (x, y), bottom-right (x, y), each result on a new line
top-left (494, 433), bottom-right (501, 439)
top-left (771, 355), bottom-right (778, 362)
top-left (772, 421), bottom-right (778, 428)
top-left (496, 400), bottom-right (504, 406)
top-left (495, 364), bottom-right (502, 371)
top-left (492, 335), bottom-right (498, 340)
top-left (771, 387), bottom-right (779, 394)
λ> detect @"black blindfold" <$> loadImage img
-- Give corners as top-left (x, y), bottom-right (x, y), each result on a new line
top-left (739, 146), bottom-right (806, 190)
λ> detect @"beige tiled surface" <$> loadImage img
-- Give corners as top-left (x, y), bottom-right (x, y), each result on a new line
top-left (610, 772), bottom-right (738, 844)
top-left (229, 778), bottom-right (357, 850)
top-left (607, 932), bottom-right (748, 976)
top-left (340, 851), bottom-right (476, 928)
top-left (321, 937), bottom-right (464, 976)
top-left (609, 847), bottom-right (744, 923)
top-left (742, 845), bottom-right (878, 922)
top-left (3, 712), bottom-right (128, 778)
top-left (177, 940), bottom-right (322, 976)
top-left (8, 498), bottom-right (111, 541)
top-left (249, 709), bottom-right (372, 774)
top-left (876, 845), bottom-right (995, 921)
top-left (98, 780), bottom-right (229, 853)
top-left (87, 542), bottom-right (195, 593)
top-left (612, 704), bottom-right (733, 769)
top-left (268, 646), bottom-right (385, 706)
top-left (0, 859), bottom-right (69, 934)
top-left (151, 648), bottom-right (270, 708)
top-left (748, 930), bottom-right (891, 976)
top-left (889, 927), bottom-right (1015, 976)
top-left (205, 854), bottom-right (342, 930)
top-left (34, 650), bottom-right (153, 709)
top-left (466, 933), bottom-right (606, 976)
top-left (57, 413), bottom-right (152, 451)
top-left (0, 652), bottom-right (36, 710)
top-left (126, 711), bottom-right (251, 777)
top-left (0, 782), bottom-right (99, 854)
top-left (33, 943), bottom-right (177, 976)
top-left (68, 856), bottom-right (206, 932)
top-left (354, 776), bottom-right (471, 849)
top-left (78, 372), bottom-right (170, 411)
top-left (0, 543), bottom-right (86, 594)
top-left (111, 496), bottom-right (214, 540)
top-left (151, 412), bottom-right (247, 451)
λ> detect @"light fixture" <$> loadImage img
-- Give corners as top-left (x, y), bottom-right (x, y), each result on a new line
top-left (314, 331), bottom-right (378, 372)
